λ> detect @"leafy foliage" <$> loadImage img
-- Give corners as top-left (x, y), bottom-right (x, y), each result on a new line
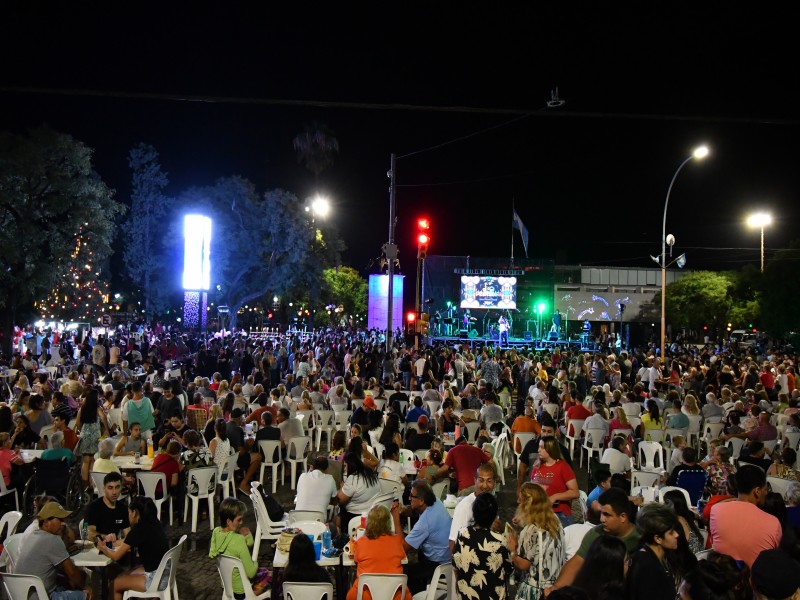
top-left (0, 127), bottom-right (123, 342)
top-left (123, 143), bottom-right (170, 318)
top-left (663, 271), bottom-right (734, 331)
top-left (321, 266), bottom-right (368, 319)
top-left (761, 241), bottom-right (800, 336)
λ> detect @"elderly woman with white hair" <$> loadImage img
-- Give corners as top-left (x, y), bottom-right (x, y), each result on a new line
top-left (786, 482), bottom-right (800, 528)
top-left (41, 430), bottom-right (75, 464)
top-left (92, 438), bottom-right (121, 475)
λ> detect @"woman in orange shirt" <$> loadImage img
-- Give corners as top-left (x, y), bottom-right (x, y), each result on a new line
top-left (346, 504), bottom-right (411, 600)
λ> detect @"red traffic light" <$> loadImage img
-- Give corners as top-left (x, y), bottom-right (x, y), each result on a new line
top-left (406, 312), bottom-right (416, 322)
top-left (418, 218), bottom-right (430, 230)
top-left (418, 233), bottom-right (430, 245)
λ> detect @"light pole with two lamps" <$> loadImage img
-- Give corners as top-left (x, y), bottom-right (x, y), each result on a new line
top-left (658, 145), bottom-right (709, 361)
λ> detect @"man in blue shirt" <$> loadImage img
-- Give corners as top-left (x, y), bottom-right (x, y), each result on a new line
top-left (405, 397), bottom-right (430, 424)
top-left (391, 480), bottom-right (452, 595)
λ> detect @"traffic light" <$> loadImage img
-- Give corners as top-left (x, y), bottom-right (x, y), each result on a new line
top-left (419, 312), bottom-right (430, 334)
top-left (406, 312), bottom-right (416, 335)
top-left (417, 217), bottom-right (431, 259)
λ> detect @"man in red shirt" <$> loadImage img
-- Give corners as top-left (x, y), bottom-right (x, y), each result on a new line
top-left (150, 440), bottom-right (183, 499)
top-left (564, 402), bottom-right (591, 436)
top-left (431, 436), bottom-right (490, 495)
top-left (52, 415), bottom-right (78, 451)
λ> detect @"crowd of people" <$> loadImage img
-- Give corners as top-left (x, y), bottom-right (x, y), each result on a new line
top-left (1, 322), bottom-right (800, 599)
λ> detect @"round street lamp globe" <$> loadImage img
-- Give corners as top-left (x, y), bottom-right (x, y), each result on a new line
top-left (312, 196), bottom-right (330, 217)
top-left (692, 145), bottom-right (710, 159)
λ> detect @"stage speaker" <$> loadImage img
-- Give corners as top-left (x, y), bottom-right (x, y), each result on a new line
top-left (468, 329), bottom-right (479, 338)
top-left (548, 331), bottom-right (558, 341)
top-left (459, 329), bottom-right (468, 336)
top-left (524, 331), bottom-right (532, 341)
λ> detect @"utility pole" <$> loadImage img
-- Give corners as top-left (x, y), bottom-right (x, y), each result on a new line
top-left (385, 154), bottom-right (397, 354)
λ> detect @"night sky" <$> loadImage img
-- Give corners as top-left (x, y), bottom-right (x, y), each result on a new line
top-left (2, 4), bottom-right (798, 290)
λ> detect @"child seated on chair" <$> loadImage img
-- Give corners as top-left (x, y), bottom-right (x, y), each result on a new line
top-left (669, 435), bottom-right (688, 473)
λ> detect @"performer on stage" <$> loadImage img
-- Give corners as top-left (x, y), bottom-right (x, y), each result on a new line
top-left (552, 309), bottom-right (562, 335)
top-left (433, 310), bottom-right (442, 336)
top-left (462, 309), bottom-right (471, 330)
top-left (582, 319), bottom-right (591, 334)
top-left (498, 314), bottom-right (509, 347)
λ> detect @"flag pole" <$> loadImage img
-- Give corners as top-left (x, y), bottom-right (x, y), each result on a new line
top-left (510, 198), bottom-right (515, 266)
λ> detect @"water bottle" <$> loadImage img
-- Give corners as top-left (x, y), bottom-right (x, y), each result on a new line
top-left (322, 523), bottom-right (332, 553)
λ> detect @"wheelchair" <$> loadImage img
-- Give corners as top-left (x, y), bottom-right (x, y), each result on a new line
top-left (22, 457), bottom-right (86, 514)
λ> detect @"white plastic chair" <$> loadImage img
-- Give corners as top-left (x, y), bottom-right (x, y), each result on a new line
top-left (123, 534), bottom-right (186, 600)
top-left (631, 486), bottom-right (660, 503)
top-left (513, 432), bottom-right (536, 467)
top-left (768, 476), bottom-right (792, 497)
top-left (108, 407), bottom-right (124, 434)
top-left (38, 425), bottom-right (56, 447)
top-left (663, 428), bottom-right (688, 451)
top-left (412, 562), bottom-right (454, 600)
top-left (250, 481), bottom-right (289, 560)
top-left (183, 466), bottom-right (217, 533)
top-left (763, 439), bottom-right (778, 453)
top-left (284, 581), bottom-right (335, 600)
top-left (218, 453), bottom-right (239, 498)
top-left (431, 480), bottom-right (448, 500)
top-left (0, 472), bottom-right (19, 511)
top-left (627, 416), bottom-right (642, 435)
top-left (334, 410), bottom-right (353, 433)
top-left (659, 485), bottom-right (691, 507)
top-left (374, 399), bottom-right (387, 412)
top-left (463, 421), bottom-right (480, 442)
top-left (581, 428), bottom-right (605, 468)
top-left (542, 403), bottom-right (559, 420)
top-left (623, 403), bottom-right (642, 418)
top-left (284, 436), bottom-right (312, 490)
top-left (315, 410), bottom-right (335, 451)
top-left (352, 399), bottom-right (364, 411)
top-left (702, 423), bottom-right (724, 444)
top-left (288, 510), bottom-right (326, 523)
top-left (687, 415), bottom-right (703, 448)
top-left (426, 400), bottom-right (441, 416)
top-left (631, 470), bottom-right (660, 490)
top-left (726, 437), bottom-right (746, 459)
top-left (136, 471), bottom-right (173, 525)
top-left (1, 573), bottom-right (49, 600)
top-left (414, 449), bottom-right (428, 462)
top-left (0, 510), bottom-right (22, 540)
top-left (257, 439), bottom-right (283, 494)
top-left (297, 410), bottom-right (315, 437)
top-left (217, 554), bottom-right (271, 600)
top-left (638, 441), bottom-right (664, 472)
top-left (784, 431), bottom-right (800, 451)
top-left (399, 448), bottom-right (415, 466)
top-left (644, 428), bottom-right (665, 443)
top-left (492, 432), bottom-right (509, 485)
top-left (292, 520), bottom-right (327, 541)
top-left (357, 573), bottom-right (408, 600)
top-left (564, 419), bottom-right (585, 459)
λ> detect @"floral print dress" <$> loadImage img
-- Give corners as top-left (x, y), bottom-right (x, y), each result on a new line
top-left (515, 524), bottom-right (566, 599)
top-left (453, 525), bottom-right (513, 600)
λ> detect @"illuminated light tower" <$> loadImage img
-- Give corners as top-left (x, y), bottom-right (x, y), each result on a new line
top-left (746, 212), bottom-right (772, 273)
top-left (183, 214), bottom-right (212, 330)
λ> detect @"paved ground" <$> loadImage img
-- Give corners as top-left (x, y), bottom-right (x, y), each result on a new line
top-left (10, 455), bottom-right (589, 599)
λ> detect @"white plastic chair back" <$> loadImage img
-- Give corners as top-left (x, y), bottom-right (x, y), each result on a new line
top-left (352, 399), bottom-right (364, 411)
top-left (335, 410), bottom-right (353, 432)
top-left (90, 471), bottom-right (108, 496)
top-left (426, 400), bottom-right (441, 416)
top-left (218, 453), bottom-right (239, 498)
top-left (183, 466), bottom-right (217, 532)
top-left (38, 425), bottom-right (56, 448)
top-left (414, 449), bottom-right (429, 462)
top-left (645, 428), bottom-right (665, 443)
top-left (136, 471), bottom-right (173, 525)
top-left (379, 477), bottom-right (404, 497)
top-left (284, 581), bottom-right (335, 600)
top-left (631, 470), bottom-right (660, 489)
top-left (292, 520), bottom-right (327, 541)
top-left (726, 437), bottom-right (746, 459)
top-left (108, 407), bottom-right (124, 433)
top-left (374, 399), bottom-right (387, 412)
top-left (762, 439), bottom-right (778, 453)
top-left (315, 410), bottom-right (335, 451)
top-left (297, 410), bottom-right (315, 435)
top-left (663, 428), bottom-right (687, 450)
top-left (1, 573), bottom-right (49, 600)
top-left (249, 481), bottom-right (289, 560)
top-left (542, 403), bottom-right (559, 420)
top-left (463, 421), bottom-right (480, 442)
top-left (565, 418), bottom-right (585, 459)
top-left (258, 439), bottom-right (283, 494)
top-left (623, 403), bottom-right (642, 418)
top-left (0, 471), bottom-right (19, 511)
top-left (357, 573), bottom-right (408, 600)
top-left (513, 432), bottom-right (536, 464)
top-left (348, 515), bottom-right (365, 538)
top-left (768, 476), bottom-right (792, 497)
top-left (659, 485), bottom-right (691, 507)
top-left (399, 448), bottom-right (415, 465)
top-left (581, 428), bottom-right (606, 468)
top-left (638, 441), bottom-right (664, 472)
top-left (417, 562), bottom-right (454, 600)
top-left (122, 534), bottom-right (186, 600)
top-left (431, 480), bottom-right (448, 500)
top-left (702, 423), bottom-right (724, 442)
top-left (631, 486), bottom-right (660, 503)
top-left (0, 511), bottom-right (22, 540)
top-left (217, 554), bottom-right (271, 600)
top-left (785, 432), bottom-right (800, 451)
top-left (288, 510), bottom-right (326, 523)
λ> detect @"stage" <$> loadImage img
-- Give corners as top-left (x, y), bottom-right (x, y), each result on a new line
top-left (426, 332), bottom-right (595, 352)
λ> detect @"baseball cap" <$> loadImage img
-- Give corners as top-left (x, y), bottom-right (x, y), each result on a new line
top-left (363, 397), bottom-right (376, 410)
top-left (38, 501), bottom-right (72, 520)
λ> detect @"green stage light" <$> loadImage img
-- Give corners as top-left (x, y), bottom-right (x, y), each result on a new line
top-left (537, 302), bottom-right (546, 313)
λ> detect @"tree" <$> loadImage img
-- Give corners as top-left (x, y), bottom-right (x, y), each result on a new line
top-left (761, 241), bottom-right (800, 336)
top-left (168, 179), bottom-right (343, 330)
top-left (662, 271), bottom-right (734, 332)
top-left (0, 127), bottom-right (124, 352)
top-left (292, 122), bottom-right (339, 180)
top-left (320, 266), bottom-right (368, 324)
top-left (122, 143), bottom-right (170, 320)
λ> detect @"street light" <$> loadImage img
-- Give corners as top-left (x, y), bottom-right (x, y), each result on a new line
top-left (747, 211), bottom-right (772, 273)
top-left (660, 145), bottom-right (709, 360)
top-left (311, 195), bottom-right (330, 217)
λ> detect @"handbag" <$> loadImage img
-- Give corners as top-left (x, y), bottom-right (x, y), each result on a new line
top-left (276, 527), bottom-right (301, 553)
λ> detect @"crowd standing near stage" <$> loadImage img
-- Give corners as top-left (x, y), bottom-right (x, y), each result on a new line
top-left (2, 320), bottom-right (800, 599)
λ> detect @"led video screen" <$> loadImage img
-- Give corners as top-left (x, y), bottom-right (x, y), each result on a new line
top-left (460, 276), bottom-right (517, 309)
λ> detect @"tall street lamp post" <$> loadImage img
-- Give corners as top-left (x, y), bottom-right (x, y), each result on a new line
top-left (747, 212), bottom-right (772, 273)
top-left (660, 145), bottom-right (709, 360)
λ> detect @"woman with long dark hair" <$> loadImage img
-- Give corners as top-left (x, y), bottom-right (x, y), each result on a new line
top-left (640, 399), bottom-right (664, 440)
top-left (283, 533), bottom-right (332, 585)
top-left (208, 418), bottom-right (231, 473)
top-left (74, 388), bottom-right (110, 486)
top-left (95, 496), bottom-right (169, 600)
top-left (573, 535), bottom-right (627, 600)
top-left (664, 490), bottom-right (704, 554)
top-left (336, 445), bottom-right (380, 531)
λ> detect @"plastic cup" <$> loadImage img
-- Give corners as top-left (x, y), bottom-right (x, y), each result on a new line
top-left (360, 516), bottom-right (367, 529)
top-left (313, 541), bottom-right (322, 560)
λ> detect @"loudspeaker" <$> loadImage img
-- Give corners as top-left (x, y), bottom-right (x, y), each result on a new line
top-left (548, 331), bottom-right (558, 341)
top-left (524, 331), bottom-right (532, 341)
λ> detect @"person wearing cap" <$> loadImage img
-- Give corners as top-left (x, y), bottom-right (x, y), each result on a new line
top-left (13, 501), bottom-right (88, 599)
top-left (350, 395), bottom-right (376, 428)
top-left (751, 549), bottom-right (800, 600)
top-left (226, 407), bottom-right (262, 495)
